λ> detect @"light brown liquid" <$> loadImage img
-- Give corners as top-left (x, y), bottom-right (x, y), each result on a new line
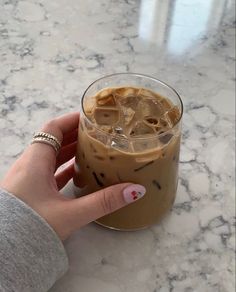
top-left (75, 87), bottom-right (181, 230)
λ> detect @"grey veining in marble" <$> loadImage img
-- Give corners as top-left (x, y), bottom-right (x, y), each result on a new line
top-left (0, 0), bottom-right (235, 291)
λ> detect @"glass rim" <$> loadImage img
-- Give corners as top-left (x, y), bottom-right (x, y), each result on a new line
top-left (81, 72), bottom-right (183, 141)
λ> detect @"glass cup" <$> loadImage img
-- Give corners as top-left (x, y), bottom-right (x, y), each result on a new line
top-left (74, 73), bottom-right (183, 230)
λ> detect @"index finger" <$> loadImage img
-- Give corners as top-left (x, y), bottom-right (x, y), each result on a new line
top-left (42, 112), bottom-right (80, 142)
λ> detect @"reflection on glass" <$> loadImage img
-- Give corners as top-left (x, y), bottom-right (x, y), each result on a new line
top-left (138, 0), bottom-right (228, 55)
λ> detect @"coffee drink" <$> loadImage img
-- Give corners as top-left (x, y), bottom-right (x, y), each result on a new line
top-left (75, 78), bottom-right (182, 230)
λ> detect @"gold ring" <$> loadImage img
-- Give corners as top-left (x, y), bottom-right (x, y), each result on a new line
top-left (31, 132), bottom-right (61, 154)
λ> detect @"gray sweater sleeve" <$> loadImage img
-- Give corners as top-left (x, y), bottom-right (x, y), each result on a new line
top-left (0, 189), bottom-right (69, 292)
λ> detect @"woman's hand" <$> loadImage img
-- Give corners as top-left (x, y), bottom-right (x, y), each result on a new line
top-left (0, 112), bottom-right (145, 240)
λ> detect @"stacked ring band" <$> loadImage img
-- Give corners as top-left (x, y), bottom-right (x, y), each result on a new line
top-left (31, 132), bottom-right (61, 153)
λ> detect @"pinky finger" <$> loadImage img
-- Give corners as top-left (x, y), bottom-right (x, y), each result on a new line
top-left (55, 163), bottom-right (75, 190)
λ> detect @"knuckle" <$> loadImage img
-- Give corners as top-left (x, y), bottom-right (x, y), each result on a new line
top-left (41, 119), bottom-right (62, 142)
top-left (100, 188), bottom-right (115, 215)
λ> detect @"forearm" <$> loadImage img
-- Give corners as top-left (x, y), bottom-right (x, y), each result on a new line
top-left (0, 189), bottom-right (68, 292)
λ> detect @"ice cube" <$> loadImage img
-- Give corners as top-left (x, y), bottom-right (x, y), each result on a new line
top-left (111, 137), bottom-right (129, 152)
top-left (118, 95), bottom-right (140, 110)
top-left (84, 118), bottom-right (94, 131)
top-left (159, 117), bottom-right (168, 127)
top-left (159, 133), bottom-right (173, 144)
top-left (160, 97), bottom-right (172, 110)
top-left (138, 88), bottom-right (157, 99)
top-left (88, 130), bottom-right (110, 149)
top-left (131, 135), bottom-right (160, 152)
top-left (115, 87), bottom-right (139, 97)
top-left (129, 121), bottom-right (155, 137)
top-left (100, 125), bottom-right (113, 134)
top-left (96, 132), bottom-right (110, 145)
top-left (84, 100), bottom-right (95, 121)
top-left (143, 116), bottom-right (159, 126)
top-left (138, 98), bottom-right (164, 118)
top-left (123, 107), bottom-right (135, 125)
top-left (96, 89), bottom-right (116, 106)
top-left (115, 87), bottom-right (140, 110)
top-left (143, 117), bottom-right (163, 132)
top-left (131, 140), bottom-right (149, 152)
top-left (164, 106), bottom-right (180, 127)
top-left (114, 126), bottom-right (123, 135)
top-left (94, 107), bottom-right (119, 125)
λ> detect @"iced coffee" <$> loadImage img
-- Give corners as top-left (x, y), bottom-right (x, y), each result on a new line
top-left (75, 74), bottom-right (183, 230)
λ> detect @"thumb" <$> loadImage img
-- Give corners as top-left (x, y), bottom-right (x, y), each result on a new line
top-left (67, 183), bottom-right (146, 228)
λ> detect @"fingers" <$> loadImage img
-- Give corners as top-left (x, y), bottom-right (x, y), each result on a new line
top-left (54, 112), bottom-right (80, 137)
top-left (55, 163), bottom-right (75, 190)
top-left (56, 142), bottom-right (77, 169)
top-left (25, 112), bottom-right (80, 172)
top-left (65, 183), bottom-right (146, 228)
top-left (62, 129), bottom-right (78, 147)
top-left (42, 112), bottom-right (80, 143)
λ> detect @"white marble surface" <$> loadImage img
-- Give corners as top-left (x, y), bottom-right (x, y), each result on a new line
top-left (0, 0), bottom-right (235, 291)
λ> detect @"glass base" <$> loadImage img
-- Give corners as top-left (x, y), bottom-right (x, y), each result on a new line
top-left (94, 219), bottom-right (152, 231)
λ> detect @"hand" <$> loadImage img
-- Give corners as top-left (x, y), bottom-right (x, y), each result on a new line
top-left (0, 112), bottom-right (146, 240)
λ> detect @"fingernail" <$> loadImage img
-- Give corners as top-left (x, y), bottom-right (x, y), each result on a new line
top-left (123, 184), bottom-right (146, 204)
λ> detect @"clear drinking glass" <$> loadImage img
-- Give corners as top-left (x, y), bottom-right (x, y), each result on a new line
top-left (74, 73), bottom-right (183, 230)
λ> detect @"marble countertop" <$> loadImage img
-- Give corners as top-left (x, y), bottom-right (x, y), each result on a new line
top-left (0, 0), bottom-right (235, 291)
